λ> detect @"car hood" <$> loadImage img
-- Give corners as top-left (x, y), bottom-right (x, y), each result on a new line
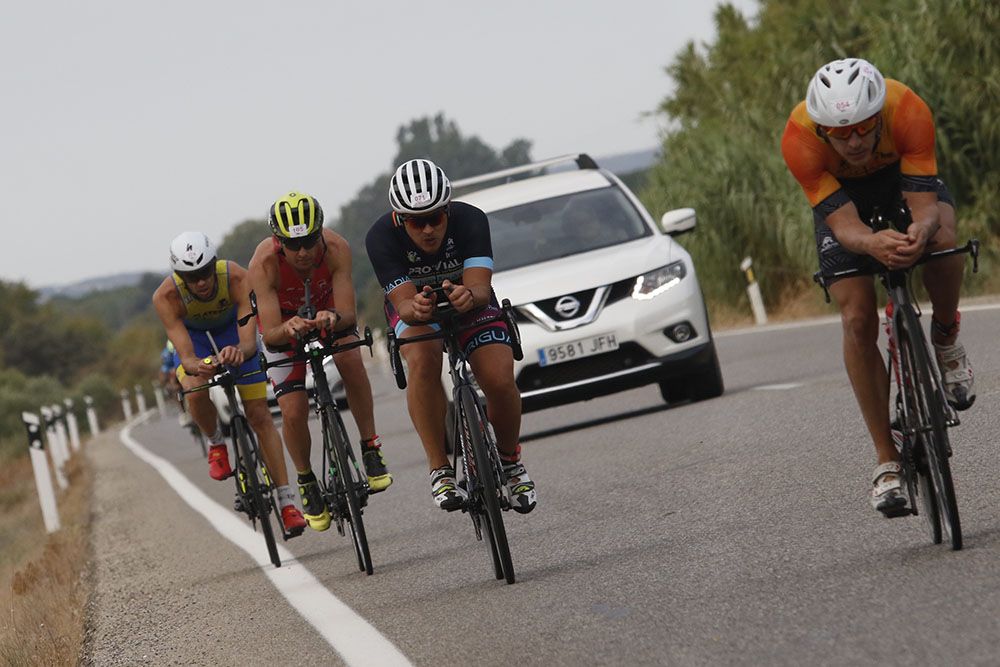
top-left (494, 236), bottom-right (687, 305)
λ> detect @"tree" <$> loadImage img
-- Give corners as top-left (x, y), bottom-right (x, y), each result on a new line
top-left (641, 0), bottom-right (1000, 313)
top-left (331, 113), bottom-right (533, 322)
top-left (218, 219), bottom-right (270, 268)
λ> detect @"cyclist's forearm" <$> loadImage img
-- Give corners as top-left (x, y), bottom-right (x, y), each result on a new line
top-left (262, 325), bottom-right (291, 348)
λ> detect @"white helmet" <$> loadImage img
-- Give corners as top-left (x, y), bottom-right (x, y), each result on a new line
top-left (169, 231), bottom-right (217, 273)
top-left (806, 58), bottom-right (886, 126)
top-left (388, 158), bottom-right (452, 215)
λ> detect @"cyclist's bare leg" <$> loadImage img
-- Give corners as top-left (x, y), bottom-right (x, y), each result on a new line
top-left (276, 391), bottom-right (312, 473)
top-left (180, 374), bottom-right (221, 437)
top-left (469, 343), bottom-right (521, 458)
top-left (243, 397), bottom-right (288, 486)
top-left (332, 342), bottom-right (376, 440)
top-left (399, 334), bottom-right (448, 470)
top-left (829, 276), bottom-right (896, 464)
top-left (921, 202), bottom-right (963, 345)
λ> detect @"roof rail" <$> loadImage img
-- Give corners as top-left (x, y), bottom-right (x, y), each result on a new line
top-left (451, 153), bottom-right (599, 190)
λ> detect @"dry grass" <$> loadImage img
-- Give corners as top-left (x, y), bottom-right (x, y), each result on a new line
top-left (0, 451), bottom-right (91, 666)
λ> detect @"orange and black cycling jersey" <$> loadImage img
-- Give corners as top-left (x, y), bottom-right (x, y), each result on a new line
top-left (781, 79), bottom-right (937, 209)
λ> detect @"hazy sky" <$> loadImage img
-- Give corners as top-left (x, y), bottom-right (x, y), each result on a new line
top-left (2, 0), bottom-right (756, 288)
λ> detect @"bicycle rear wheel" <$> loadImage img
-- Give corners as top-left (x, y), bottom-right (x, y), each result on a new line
top-left (898, 307), bottom-right (961, 550)
top-left (460, 388), bottom-right (514, 584)
top-left (233, 417), bottom-right (281, 566)
top-left (323, 407), bottom-right (373, 575)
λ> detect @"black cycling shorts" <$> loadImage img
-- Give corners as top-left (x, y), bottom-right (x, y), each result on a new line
top-left (813, 164), bottom-right (954, 280)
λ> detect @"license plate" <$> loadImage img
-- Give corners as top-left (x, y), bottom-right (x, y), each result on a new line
top-left (537, 334), bottom-right (619, 367)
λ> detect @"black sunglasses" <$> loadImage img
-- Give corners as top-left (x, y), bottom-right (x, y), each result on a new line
top-left (402, 208), bottom-right (448, 229)
top-left (280, 231), bottom-right (321, 251)
top-left (177, 263), bottom-right (216, 283)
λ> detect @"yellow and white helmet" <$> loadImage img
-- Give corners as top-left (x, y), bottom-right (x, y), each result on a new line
top-left (269, 192), bottom-right (324, 238)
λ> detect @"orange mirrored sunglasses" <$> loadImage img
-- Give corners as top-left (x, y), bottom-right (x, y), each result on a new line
top-left (821, 114), bottom-right (880, 140)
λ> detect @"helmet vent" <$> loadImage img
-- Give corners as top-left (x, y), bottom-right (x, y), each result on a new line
top-left (847, 68), bottom-right (860, 85)
top-left (819, 74), bottom-right (831, 88)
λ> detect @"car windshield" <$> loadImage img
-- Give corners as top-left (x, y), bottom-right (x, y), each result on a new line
top-left (487, 186), bottom-right (652, 272)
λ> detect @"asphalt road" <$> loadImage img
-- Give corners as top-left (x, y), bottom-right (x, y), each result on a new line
top-left (86, 304), bottom-right (1000, 666)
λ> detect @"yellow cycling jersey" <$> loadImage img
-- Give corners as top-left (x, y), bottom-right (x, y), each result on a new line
top-left (172, 260), bottom-right (237, 331)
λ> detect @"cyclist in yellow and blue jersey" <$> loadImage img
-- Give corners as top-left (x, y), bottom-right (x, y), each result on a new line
top-left (152, 231), bottom-right (306, 535)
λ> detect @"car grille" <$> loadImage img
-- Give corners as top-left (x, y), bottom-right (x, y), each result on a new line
top-left (512, 275), bottom-right (638, 324)
top-left (516, 342), bottom-right (653, 392)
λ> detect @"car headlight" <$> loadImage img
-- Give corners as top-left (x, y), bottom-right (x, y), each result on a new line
top-left (632, 261), bottom-right (686, 300)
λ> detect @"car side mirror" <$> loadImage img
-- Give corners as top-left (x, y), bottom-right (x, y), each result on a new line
top-left (660, 208), bottom-right (696, 236)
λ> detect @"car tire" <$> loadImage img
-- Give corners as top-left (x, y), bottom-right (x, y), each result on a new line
top-left (658, 340), bottom-right (724, 405)
top-left (688, 341), bottom-right (724, 401)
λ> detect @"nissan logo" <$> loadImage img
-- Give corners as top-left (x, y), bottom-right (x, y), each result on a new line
top-left (554, 295), bottom-right (581, 319)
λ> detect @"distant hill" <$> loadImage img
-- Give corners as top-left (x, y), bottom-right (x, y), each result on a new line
top-left (596, 147), bottom-right (660, 176)
top-left (38, 271), bottom-right (148, 301)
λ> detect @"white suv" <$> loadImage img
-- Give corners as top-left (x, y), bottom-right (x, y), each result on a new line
top-left (453, 153), bottom-right (723, 412)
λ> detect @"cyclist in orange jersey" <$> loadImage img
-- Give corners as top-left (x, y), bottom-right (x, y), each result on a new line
top-left (781, 58), bottom-right (974, 517)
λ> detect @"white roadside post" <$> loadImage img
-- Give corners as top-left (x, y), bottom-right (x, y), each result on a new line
top-left (39, 406), bottom-right (68, 490)
top-left (134, 384), bottom-right (148, 414)
top-left (51, 404), bottom-right (71, 460)
top-left (22, 412), bottom-right (61, 533)
top-left (84, 395), bottom-right (100, 436)
top-left (740, 256), bottom-right (768, 326)
top-left (153, 381), bottom-right (167, 416)
top-left (120, 389), bottom-right (133, 421)
top-left (64, 398), bottom-right (82, 451)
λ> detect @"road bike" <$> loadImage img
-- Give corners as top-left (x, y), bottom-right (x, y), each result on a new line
top-left (181, 332), bottom-right (285, 567)
top-left (815, 203), bottom-right (978, 550)
top-left (259, 280), bottom-right (376, 575)
top-left (387, 288), bottom-right (524, 584)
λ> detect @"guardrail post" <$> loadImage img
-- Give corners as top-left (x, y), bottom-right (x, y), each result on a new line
top-left (39, 406), bottom-right (68, 490)
top-left (134, 384), bottom-right (147, 414)
top-left (121, 389), bottom-right (133, 421)
top-left (22, 412), bottom-right (61, 533)
top-left (63, 398), bottom-right (82, 451)
top-left (153, 382), bottom-right (167, 416)
top-left (740, 256), bottom-right (768, 326)
top-left (84, 395), bottom-right (100, 435)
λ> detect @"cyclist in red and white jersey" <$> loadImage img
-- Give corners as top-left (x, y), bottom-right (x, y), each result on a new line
top-left (248, 192), bottom-right (392, 533)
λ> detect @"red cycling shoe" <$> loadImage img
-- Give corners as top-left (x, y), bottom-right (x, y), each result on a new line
top-left (207, 444), bottom-right (233, 481)
top-left (281, 505), bottom-right (307, 536)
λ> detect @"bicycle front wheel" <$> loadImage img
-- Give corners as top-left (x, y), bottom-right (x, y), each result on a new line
top-left (898, 306), bottom-right (961, 550)
top-left (323, 407), bottom-right (373, 575)
top-left (460, 387), bottom-right (514, 584)
top-left (233, 417), bottom-right (281, 567)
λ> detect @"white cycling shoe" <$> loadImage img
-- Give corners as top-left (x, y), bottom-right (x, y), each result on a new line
top-left (871, 461), bottom-right (909, 518)
top-left (934, 340), bottom-right (975, 411)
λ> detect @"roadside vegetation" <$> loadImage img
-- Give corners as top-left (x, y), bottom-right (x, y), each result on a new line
top-left (639, 0), bottom-right (1000, 322)
top-left (3, 0), bottom-right (998, 660)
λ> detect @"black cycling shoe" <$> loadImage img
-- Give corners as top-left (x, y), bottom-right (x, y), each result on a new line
top-left (297, 474), bottom-right (331, 532)
top-left (361, 437), bottom-right (393, 493)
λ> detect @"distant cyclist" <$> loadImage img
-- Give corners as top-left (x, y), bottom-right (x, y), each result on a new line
top-left (249, 192), bottom-right (393, 533)
top-left (159, 340), bottom-right (181, 395)
top-left (153, 232), bottom-right (307, 535)
top-left (781, 58), bottom-right (975, 516)
top-left (366, 158), bottom-right (536, 514)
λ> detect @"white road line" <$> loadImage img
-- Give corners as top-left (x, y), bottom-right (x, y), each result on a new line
top-left (716, 301), bottom-right (1000, 338)
top-left (120, 412), bottom-right (412, 667)
top-left (752, 383), bottom-right (803, 391)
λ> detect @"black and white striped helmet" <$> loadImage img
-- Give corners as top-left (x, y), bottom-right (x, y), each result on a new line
top-left (388, 159), bottom-right (452, 215)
